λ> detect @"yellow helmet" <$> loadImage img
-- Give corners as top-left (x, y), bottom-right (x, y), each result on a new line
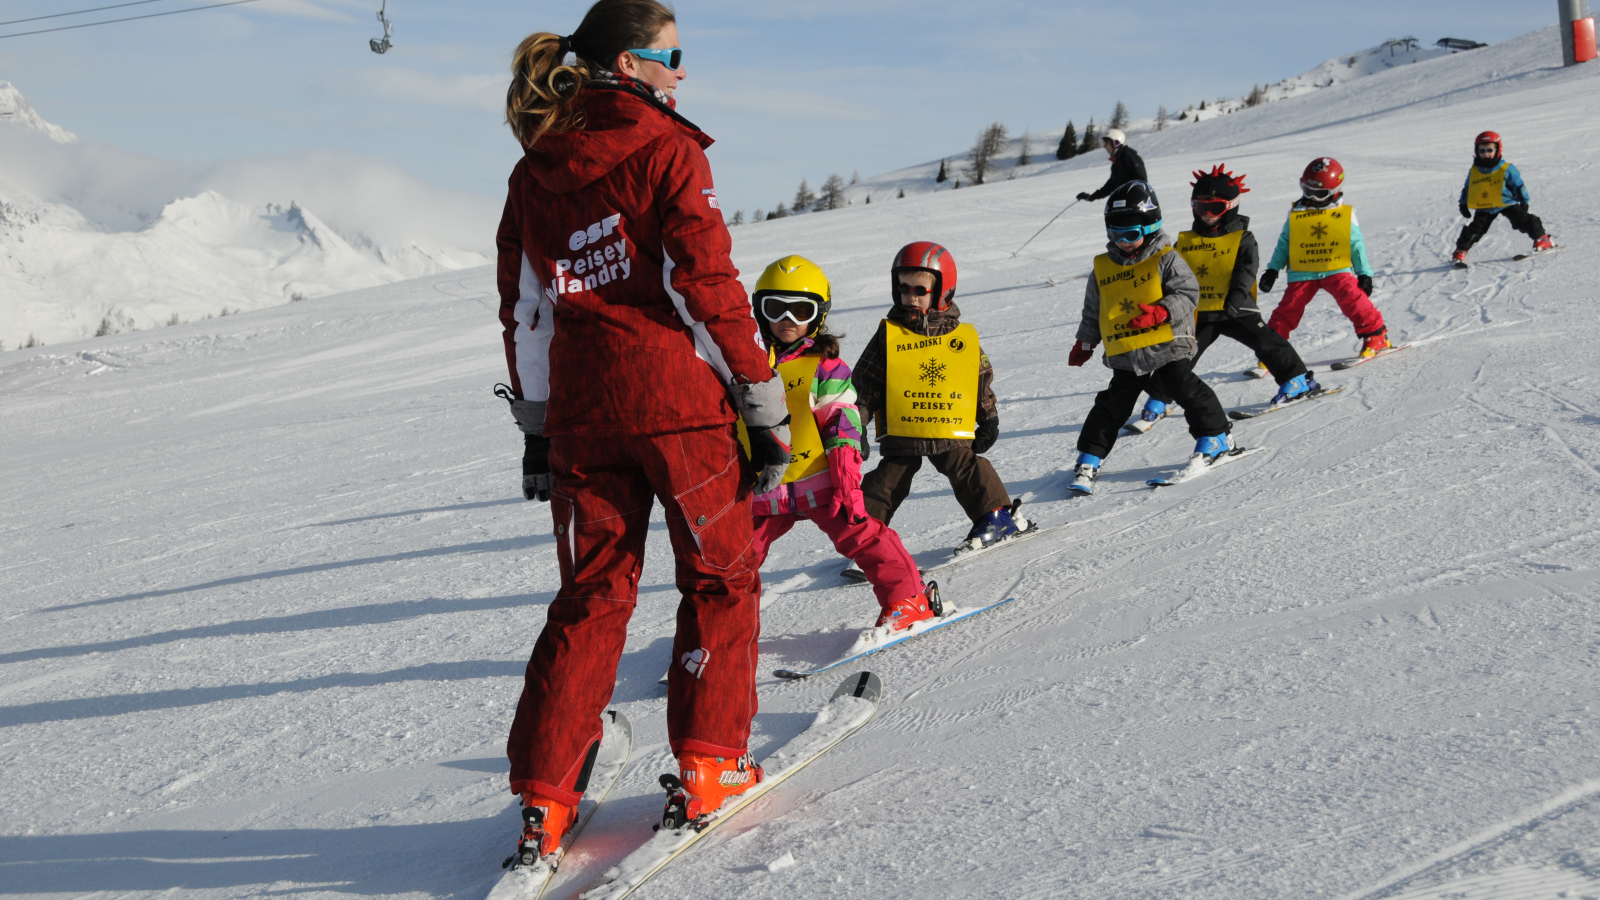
top-left (753, 254), bottom-right (831, 340)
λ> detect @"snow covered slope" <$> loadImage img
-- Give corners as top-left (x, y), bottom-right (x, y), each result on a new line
top-left (3, 24), bottom-right (1600, 900)
top-left (0, 85), bottom-right (490, 349)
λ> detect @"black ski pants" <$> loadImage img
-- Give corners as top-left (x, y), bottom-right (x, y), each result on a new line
top-left (861, 445), bottom-right (1010, 526)
top-left (1147, 313), bottom-right (1307, 406)
top-left (1078, 358), bottom-right (1229, 460)
top-left (1456, 206), bottom-right (1545, 252)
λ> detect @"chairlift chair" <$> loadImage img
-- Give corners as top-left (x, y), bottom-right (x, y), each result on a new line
top-left (370, 0), bottom-right (393, 54)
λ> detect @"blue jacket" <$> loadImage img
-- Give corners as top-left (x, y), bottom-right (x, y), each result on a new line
top-left (1458, 160), bottom-right (1529, 210)
top-left (1267, 201), bottom-right (1374, 282)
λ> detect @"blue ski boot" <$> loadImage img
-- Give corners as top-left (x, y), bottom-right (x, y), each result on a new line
top-left (1270, 373), bottom-right (1321, 406)
top-left (1125, 398), bottom-right (1168, 434)
top-left (962, 503), bottom-right (1021, 551)
top-left (1194, 433), bottom-right (1232, 462)
top-left (1068, 452), bottom-right (1102, 495)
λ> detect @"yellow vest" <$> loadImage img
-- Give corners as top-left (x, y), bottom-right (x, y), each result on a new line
top-left (1175, 229), bottom-right (1253, 314)
top-left (1287, 205), bottom-right (1354, 273)
top-left (736, 353), bottom-right (828, 486)
top-left (1094, 245), bottom-right (1175, 356)
top-left (1466, 162), bottom-right (1509, 210)
top-left (883, 320), bottom-right (981, 440)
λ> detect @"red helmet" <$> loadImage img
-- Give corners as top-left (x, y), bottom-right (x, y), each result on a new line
top-left (890, 241), bottom-right (958, 311)
top-left (1300, 157), bottom-right (1345, 203)
top-left (1475, 130), bottom-right (1502, 160)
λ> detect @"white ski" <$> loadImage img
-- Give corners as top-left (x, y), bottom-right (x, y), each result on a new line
top-left (574, 672), bottom-right (883, 900)
top-left (1147, 446), bottom-right (1264, 487)
top-left (774, 593), bottom-right (1018, 680)
top-left (1121, 408), bottom-right (1167, 435)
top-left (1330, 343), bottom-right (1412, 371)
top-left (1227, 386), bottom-right (1345, 420)
top-left (489, 710), bottom-right (633, 900)
top-left (1513, 245), bottom-right (1560, 261)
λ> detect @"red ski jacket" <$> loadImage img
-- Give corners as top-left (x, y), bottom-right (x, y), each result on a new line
top-left (496, 83), bottom-right (772, 437)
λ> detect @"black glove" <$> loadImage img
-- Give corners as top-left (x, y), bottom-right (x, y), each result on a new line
top-left (522, 433), bottom-right (552, 502)
top-left (729, 377), bottom-right (792, 494)
top-left (1258, 269), bottom-right (1278, 293)
top-left (1076, 191), bottom-right (1094, 202)
top-left (861, 439), bottom-right (872, 463)
top-left (972, 417), bottom-right (999, 454)
top-left (744, 418), bottom-right (792, 492)
top-left (1459, 202), bottom-right (1471, 219)
top-left (1357, 274), bottom-right (1374, 297)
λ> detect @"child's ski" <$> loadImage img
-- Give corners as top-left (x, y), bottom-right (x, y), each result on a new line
top-left (1513, 245), bottom-right (1560, 261)
top-left (489, 710), bottom-right (633, 900)
top-left (1227, 386), bottom-right (1345, 420)
top-left (574, 673), bottom-right (882, 900)
top-left (1329, 343), bottom-right (1412, 371)
top-left (1147, 447), bottom-right (1264, 487)
top-left (773, 594), bottom-right (1017, 680)
top-left (1121, 409), bottom-right (1167, 435)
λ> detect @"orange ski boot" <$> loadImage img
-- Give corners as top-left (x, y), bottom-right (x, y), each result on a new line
top-left (875, 582), bottom-right (942, 632)
top-left (1533, 233), bottom-right (1554, 252)
top-left (661, 751), bottom-right (763, 829)
top-left (1359, 328), bottom-right (1391, 359)
top-left (507, 793), bottom-right (576, 868)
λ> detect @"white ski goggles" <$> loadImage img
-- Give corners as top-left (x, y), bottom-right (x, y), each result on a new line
top-left (757, 294), bottom-right (820, 326)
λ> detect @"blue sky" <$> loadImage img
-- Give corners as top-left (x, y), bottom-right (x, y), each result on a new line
top-left (0, 0), bottom-right (1557, 226)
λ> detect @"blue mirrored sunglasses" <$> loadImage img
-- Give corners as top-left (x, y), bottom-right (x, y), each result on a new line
top-left (629, 47), bottom-right (683, 69)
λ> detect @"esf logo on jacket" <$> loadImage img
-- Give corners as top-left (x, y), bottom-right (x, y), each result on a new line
top-left (547, 213), bottom-right (635, 301)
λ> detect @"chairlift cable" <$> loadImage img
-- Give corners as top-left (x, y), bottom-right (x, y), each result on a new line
top-left (0, 0), bottom-right (177, 29)
top-left (0, 0), bottom-right (263, 40)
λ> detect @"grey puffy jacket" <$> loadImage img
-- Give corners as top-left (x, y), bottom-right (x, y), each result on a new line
top-left (1074, 231), bottom-right (1200, 376)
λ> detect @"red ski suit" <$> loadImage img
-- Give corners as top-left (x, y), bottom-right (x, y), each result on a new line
top-left (497, 83), bottom-right (775, 806)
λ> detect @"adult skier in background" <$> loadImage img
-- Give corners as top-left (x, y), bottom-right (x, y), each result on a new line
top-left (494, 0), bottom-right (789, 865)
top-left (1131, 165), bottom-right (1319, 430)
top-left (1077, 128), bottom-right (1148, 203)
top-left (1066, 181), bottom-right (1232, 494)
top-left (744, 255), bottom-right (938, 633)
top-left (1259, 158), bottom-right (1391, 359)
top-left (1452, 131), bottom-right (1554, 266)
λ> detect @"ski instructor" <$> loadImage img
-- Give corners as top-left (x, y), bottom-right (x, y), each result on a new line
top-left (494, 0), bottom-right (791, 864)
top-left (1076, 128), bottom-right (1148, 203)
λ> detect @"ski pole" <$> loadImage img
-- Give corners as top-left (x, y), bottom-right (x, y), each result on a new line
top-left (1010, 198), bottom-right (1082, 257)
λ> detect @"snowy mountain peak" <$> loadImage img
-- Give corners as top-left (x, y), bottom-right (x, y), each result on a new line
top-left (0, 81), bottom-right (78, 144)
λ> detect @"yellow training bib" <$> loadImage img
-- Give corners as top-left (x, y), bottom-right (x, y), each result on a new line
top-left (1466, 162), bottom-right (1509, 210)
top-left (1095, 245), bottom-right (1176, 356)
top-left (736, 354), bottom-right (828, 486)
top-left (1175, 229), bottom-right (1253, 314)
top-left (884, 321), bottom-right (980, 440)
top-left (1287, 205), bottom-right (1354, 273)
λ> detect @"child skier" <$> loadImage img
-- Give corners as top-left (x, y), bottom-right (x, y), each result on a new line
top-left (853, 241), bottom-right (1027, 553)
top-left (1452, 130), bottom-right (1554, 266)
top-left (747, 255), bottom-right (940, 632)
top-left (1259, 158), bottom-right (1392, 359)
top-left (1067, 181), bottom-right (1234, 494)
top-left (1130, 165), bottom-right (1320, 429)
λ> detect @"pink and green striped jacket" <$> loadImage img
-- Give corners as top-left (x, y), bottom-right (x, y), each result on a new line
top-left (752, 337), bottom-right (864, 516)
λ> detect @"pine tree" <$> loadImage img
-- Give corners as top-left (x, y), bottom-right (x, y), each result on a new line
top-left (1110, 101), bottom-right (1128, 131)
top-left (753, 208), bottom-right (765, 222)
top-left (1017, 131), bottom-right (1032, 167)
top-left (729, 210), bottom-right (744, 226)
top-left (793, 180), bottom-right (815, 212)
top-left (936, 158), bottom-right (948, 183)
top-left (897, 187), bottom-right (905, 199)
top-left (24, 333), bottom-right (41, 348)
top-left (95, 316), bottom-right (114, 337)
top-left (964, 122), bottom-right (1008, 185)
top-left (864, 194), bottom-right (871, 204)
top-left (770, 202), bottom-right (789, 220)
top-left (1246, 84), bottom-right (1267, 107)
top-left (818, 173), bottom-right (847, 211)
top-left (1078, 117), bottom-right (1097, 155)
top-left (850, 170), bottom-right (859, 184)
top-left (1056, 120), bottom-right (1077, 160)
top-left (1156, 105), bottom-right (1169, 132)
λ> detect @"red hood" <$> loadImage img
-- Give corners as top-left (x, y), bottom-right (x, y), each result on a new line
top-left (524, 86), bottom-right (714, 194)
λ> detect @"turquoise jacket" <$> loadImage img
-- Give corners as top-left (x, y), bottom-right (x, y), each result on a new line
top-left (1267, 201), bottom-right (1374, 282)
top-left (1458, 161), bottom-right (1529, 210)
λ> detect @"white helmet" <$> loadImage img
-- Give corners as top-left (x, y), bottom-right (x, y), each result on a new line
top-left (1103, 128), bottom-right (1127, 147)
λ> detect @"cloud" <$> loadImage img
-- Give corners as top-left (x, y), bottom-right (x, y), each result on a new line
top-left (325, 67), bottom-right (506, 112)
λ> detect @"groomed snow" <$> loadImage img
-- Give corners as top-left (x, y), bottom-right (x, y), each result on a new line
top-left (3, 24), bottom-right (1599, 900)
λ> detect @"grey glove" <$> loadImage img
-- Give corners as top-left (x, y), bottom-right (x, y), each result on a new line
top-left (496, 383), bottom-right (550, 501)
top-left (729, 376), bottom-right (792, 495)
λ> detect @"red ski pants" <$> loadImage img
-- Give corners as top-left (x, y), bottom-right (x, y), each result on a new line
top-left (1266, 273), bottom-right (1386, 340)
top-left (507, 425), bottom-right (760, 805)
top-left (752, 501), bottom-right (923, 613)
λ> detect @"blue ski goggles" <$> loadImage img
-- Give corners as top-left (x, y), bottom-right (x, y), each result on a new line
top-left (1106, 220), bottom-right (1161, 244)
top-left (629, 46), bottom-right (683, 70)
